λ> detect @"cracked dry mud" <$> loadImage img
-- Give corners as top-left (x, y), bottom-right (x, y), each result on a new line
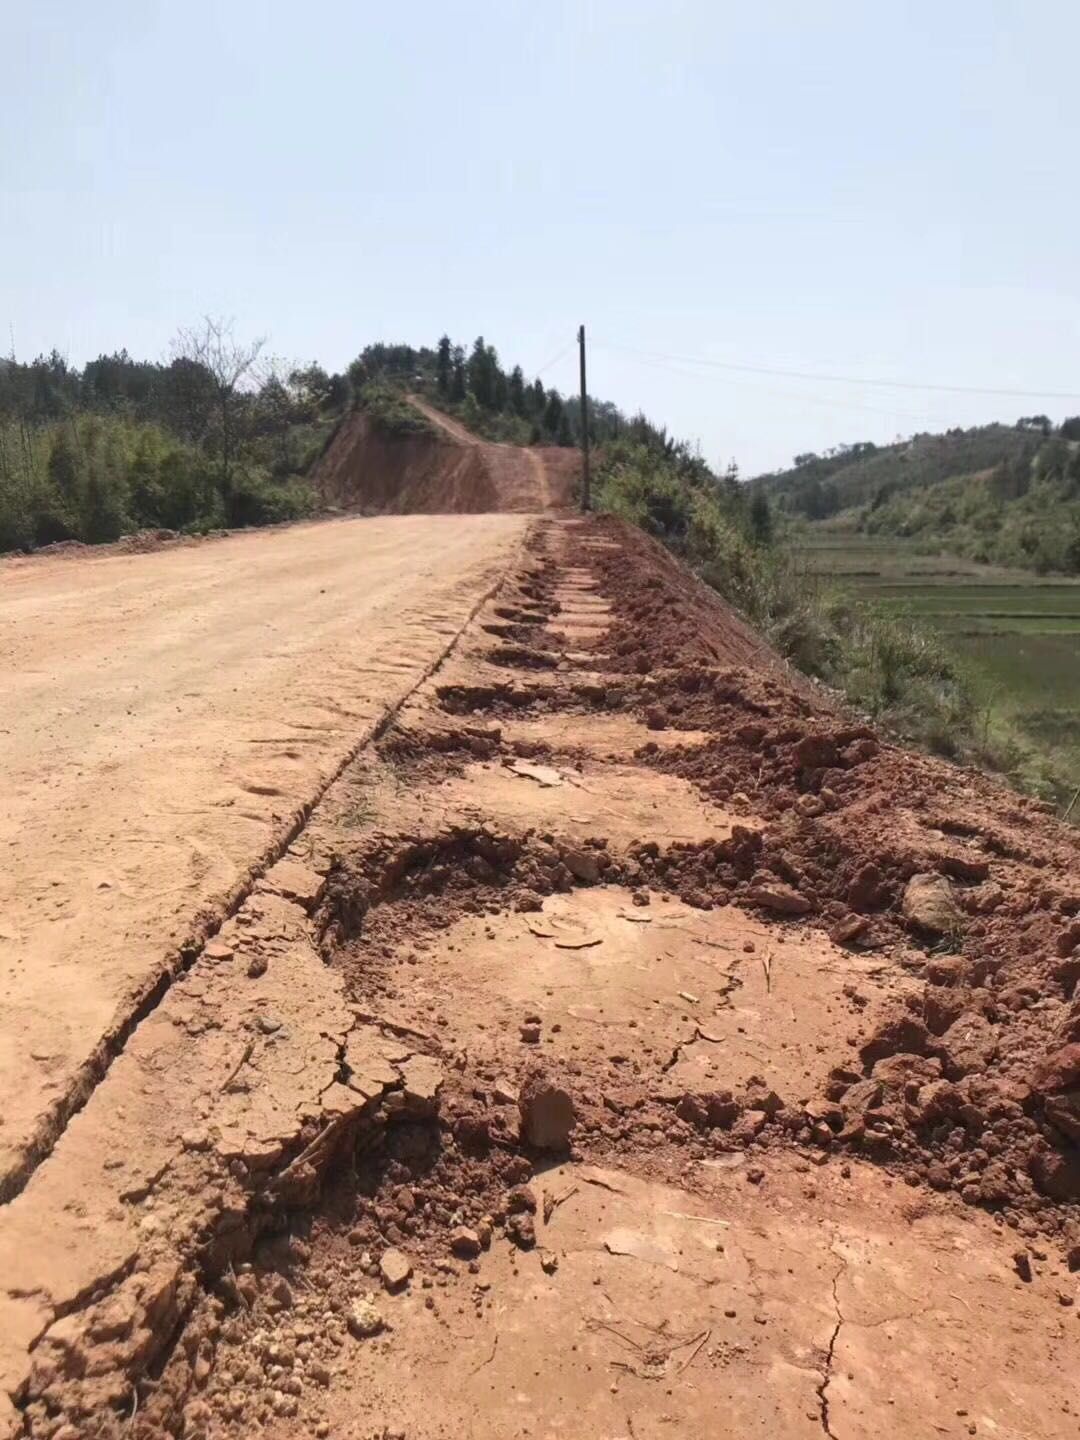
top-left (2, 516), bottom-right (1079, 1440)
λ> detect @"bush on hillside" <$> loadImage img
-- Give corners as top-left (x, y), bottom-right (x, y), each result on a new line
top-left (357, 381), bottom-right (433, 438)
top-left (594, 436), bottom-right (996, 767)
top-left (0, 412), bottom-right (315, 552)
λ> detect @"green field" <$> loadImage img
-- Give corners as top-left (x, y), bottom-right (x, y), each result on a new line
top-left (796, 532), bottom-right (1080, 811)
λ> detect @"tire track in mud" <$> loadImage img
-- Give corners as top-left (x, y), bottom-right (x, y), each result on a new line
top-left (0, 534), bottom-right (531, 1211)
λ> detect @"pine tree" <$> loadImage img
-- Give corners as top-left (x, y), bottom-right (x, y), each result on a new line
top-left (436, 335), bottom-right (451, 395)
top-left (748, 491), bottom-right (773, 545)
top-left (543, 390), bottom-right (563, 436)
top-left (508, 366), bottom-right (526, 417)
top-left (494, 370), bottom-right (508, 412)
top-left (468, 337), bottom-right (499, 410)
top-left (450, 346), bottom-right (466, 402)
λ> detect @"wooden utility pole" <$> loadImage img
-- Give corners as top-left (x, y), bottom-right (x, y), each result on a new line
top-left (578, 323), bottom-right (591, 512)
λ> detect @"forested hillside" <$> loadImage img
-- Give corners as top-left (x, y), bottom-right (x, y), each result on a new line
top-left (755, 418), bottom-right (1080, 574)
top-left (0, 325), bottom-right (347, 551)
top-left (0, 327), bottom-right (677, 554)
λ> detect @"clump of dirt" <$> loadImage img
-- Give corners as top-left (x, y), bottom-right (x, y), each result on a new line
top-left (436, 678), bottom-right (627, 717)
top-left (316, 826), bottom-right (629, 960)
top-left (137, 1086), bottom-right (560, 1439)
top-left (807, 911), bottom-right (1080, 1232)
top-left (582, 515), bottom-right (794, 676)
top-left (545, 519), bottom-right (1080, 1235)
top-left (486, 644), bottom-right (561, 671)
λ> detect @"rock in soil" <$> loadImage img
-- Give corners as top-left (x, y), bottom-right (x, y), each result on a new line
top-left (450, 1227), bottom-right (482, 1259)
top-left (519, 1069), bottom-right (576, 1150)
top-left (380, 1248), bottom-right (413, 1292)
top-left (901, 873), bottom-right (963, 936)
top-left (348, 1297), bottom-right (385, 1338)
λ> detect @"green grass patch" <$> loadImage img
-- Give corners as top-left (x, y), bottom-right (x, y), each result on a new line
top-left (796, 532), bottom-right (1080, 812)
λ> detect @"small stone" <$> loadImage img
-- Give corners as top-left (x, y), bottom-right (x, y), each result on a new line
top-left (264, 857), bottom-right (325, 911)
top-left (380, 1248), bottom-right (412, 1292)
top-left (902, 874), bottom-right (962, 937)
top-left (519, 1069), bottom-right (576, 1150)
top-left (520, 1023), bottom-right (541, 1044)
top-left (746, 881), bottom-right (811, 916)
top-left (562, 847), bottom-right (601, 883)
top-left (795, 793), bottom-right (826, 819)
top-left (401, 1055), bottom-right (444, 1113)
top-left (829, 914), bottom-right (870, 946)
top-left (1013, 1250), bottom-right (1033, 1283)
top-left (268, 1276), bottom-right (293, 1309)
top-left (450, 1227), bottom-right (482, 1259)
top-left (540, 1250), bottom-right (559, 1274)
top-left (507, 1212), bottom-right (536, 1249)
top-left (246, 954), bottom-right (268, 979)
top-left (347, 1298), bottom-right (384, 1338)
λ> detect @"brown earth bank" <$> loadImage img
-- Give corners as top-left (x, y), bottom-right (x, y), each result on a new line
top-left (312, 397), bottom-right (580, 515)
top-left (1, 515), bottom-right (1078, 1440)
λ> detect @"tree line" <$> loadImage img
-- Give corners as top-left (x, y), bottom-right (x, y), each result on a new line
top-left (352, 333), bottom-right (704, 464)
top-left (0, 323), bottom-right (758, 555)
top-left (0, 321), bottom-right (353, 550)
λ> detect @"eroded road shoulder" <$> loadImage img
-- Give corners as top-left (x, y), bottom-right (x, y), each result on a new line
top-left (3, 518), bottom-right (1078, 1440)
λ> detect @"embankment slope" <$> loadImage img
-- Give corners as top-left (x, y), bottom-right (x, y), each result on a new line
top-left (313, 395), bottom-right (580, 514)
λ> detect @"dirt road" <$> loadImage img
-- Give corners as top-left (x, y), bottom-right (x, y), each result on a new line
top-left (2, 515), bottom-right (1078, 1440)
top-left (406, 395), bottom-right (558, 511)
top-left (314, 395), bottom-right (577, 514)
top-left (0, 515), bottom-right (527, 1199)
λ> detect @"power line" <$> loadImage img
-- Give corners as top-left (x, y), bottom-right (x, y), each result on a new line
top-left (610, 346), bottom-right (948, 426)
top-left (596, 338), bottom-right (1080, 403)
top-left (534, 341), bottom-right (576, 378)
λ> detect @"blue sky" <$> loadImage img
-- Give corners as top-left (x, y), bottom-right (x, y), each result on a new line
top-left (3, 0), bottom-right (1079, 473)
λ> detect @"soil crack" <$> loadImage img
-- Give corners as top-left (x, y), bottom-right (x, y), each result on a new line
top-left (2, 548), bottom-right (522, 1210)
top-left (816, 1255), bottom-right (847, 1440)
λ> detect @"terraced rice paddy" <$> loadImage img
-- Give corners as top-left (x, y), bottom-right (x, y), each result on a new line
top-left (797, 532), bottom-right (1080, 810)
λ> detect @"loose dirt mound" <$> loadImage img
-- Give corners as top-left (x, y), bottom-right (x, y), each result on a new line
top-left (313, 399), bottom-right (580, 515)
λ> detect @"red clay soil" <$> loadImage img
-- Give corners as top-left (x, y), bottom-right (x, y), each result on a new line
top-left (4, 512), bottom-right (1079, 1440)
top-left (313, 399), bottom-right (580, 515)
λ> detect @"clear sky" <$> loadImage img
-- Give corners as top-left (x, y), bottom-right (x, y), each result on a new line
top-left (3, 0), bottom-right (1079, 474)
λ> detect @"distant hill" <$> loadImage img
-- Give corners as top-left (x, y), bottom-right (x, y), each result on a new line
top-left (753, 419), bottom-right (1080, 574)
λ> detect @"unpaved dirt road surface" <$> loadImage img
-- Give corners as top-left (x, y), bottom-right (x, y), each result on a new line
top-left (2, 513), bottom-right (1079, 1440)
top-left (0, 515), bottom-right (526, 1199)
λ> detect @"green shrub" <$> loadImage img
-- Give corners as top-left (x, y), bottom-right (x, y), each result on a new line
top-left (0, 412), bottom-right (316, 553)
top-left (594, 437), bottom-right (1004, 775)
top-left (358, 381), bottom-right (433, 437)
